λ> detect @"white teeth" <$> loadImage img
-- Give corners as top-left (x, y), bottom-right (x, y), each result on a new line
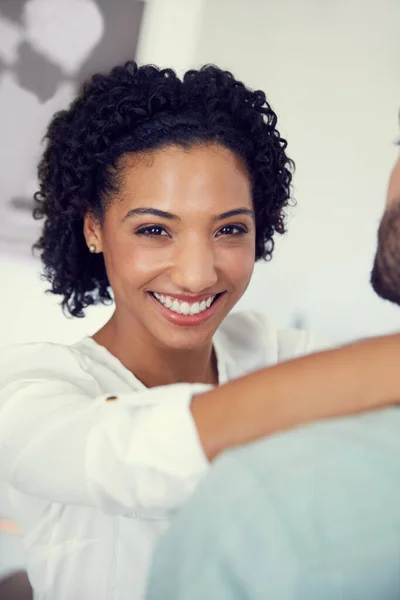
top-left (190, 302), bottom-right (200, 315)
top-left (152, 293), bottom-right (217, 315)
top-left (180, 302), bottom-right (190, 315)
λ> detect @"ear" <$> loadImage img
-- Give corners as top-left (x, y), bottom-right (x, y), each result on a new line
top-left (386, 156), bottom-right (400, 209)
top-left (83, 212), bottom-right (103, 253)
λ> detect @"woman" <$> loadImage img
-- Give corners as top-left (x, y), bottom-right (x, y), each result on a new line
top-left (0, 62), bottom-right (399, 600)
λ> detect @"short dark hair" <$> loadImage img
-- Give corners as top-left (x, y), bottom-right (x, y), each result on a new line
top-left (33, 62), bottom-right (294, 317)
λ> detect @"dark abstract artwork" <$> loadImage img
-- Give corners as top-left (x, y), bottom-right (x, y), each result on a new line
top-left (0, 0), bottom-right (144, 255)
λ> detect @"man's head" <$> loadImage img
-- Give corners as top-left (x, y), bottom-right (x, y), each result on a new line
top-left (371, 155), bottom-right (400, 305)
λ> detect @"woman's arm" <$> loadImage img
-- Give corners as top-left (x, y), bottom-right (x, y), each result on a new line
top-left (192, 333), bottom-right (400, 460)
top-left (1, 334), bottom-right (398, 512)
top-left (0, 344), bottom-right (212, 514)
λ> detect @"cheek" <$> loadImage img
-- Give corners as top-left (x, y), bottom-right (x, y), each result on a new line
top-left (219, 245), bottom-right (255, 287)
top-left (105, 241), bottom-right (166, 288)
top-left (387, 160), bottom-right (400, 208)
top-left (235, 255), bottom-right (255, 286)
top-left (125, 251), bottom-right (166, 286)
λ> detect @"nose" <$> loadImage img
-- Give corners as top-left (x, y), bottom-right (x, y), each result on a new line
top-left (170, 237), bottom-right (218, 293)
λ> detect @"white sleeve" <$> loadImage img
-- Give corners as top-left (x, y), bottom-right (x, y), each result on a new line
top-left (248, 311), bottom-right (329, 361)
top-left (271, 319), bottom-right (332, 360)
top-left (287, 330), bottom-right (332, 356)
top-left (0, 344), bottom-right (212, 515)
top-left (277, 328), bottom-right (329, 360)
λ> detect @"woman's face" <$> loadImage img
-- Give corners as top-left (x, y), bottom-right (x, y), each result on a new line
top-left (85, 143), bottom-right (256, 350)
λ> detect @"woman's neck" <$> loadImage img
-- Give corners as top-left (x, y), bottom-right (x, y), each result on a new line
top-left (93, 315), bottom-right (218, 388)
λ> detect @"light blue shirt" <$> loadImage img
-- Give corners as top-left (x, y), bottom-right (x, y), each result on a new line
top-left (148, 407), bottom-right (400, 600)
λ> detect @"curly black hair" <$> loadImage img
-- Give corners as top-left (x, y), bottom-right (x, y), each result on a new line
top-left (33, 61), bottom-right (294, 317)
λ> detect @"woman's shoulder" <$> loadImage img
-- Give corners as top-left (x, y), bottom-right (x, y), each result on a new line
top-left (0, 338), bottom-right (142, 395)
top-left (218, 310), bottom-right (318, 370)
top-left (0, 340), bottom-right (96, 389)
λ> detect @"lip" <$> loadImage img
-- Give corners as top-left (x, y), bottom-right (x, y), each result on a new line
top-left (149, 292), bottom-right (219, 303)
top-left (147, 291), bottom-right (226, 327)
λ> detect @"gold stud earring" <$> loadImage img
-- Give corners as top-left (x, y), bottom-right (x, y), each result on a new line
top-left (89, 243), bottom-right (96, 254)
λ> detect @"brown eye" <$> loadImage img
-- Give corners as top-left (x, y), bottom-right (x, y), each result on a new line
top-left (136, 225), bottom-right (168, 237)
top-left (216, 224), bottom-right (248, 237)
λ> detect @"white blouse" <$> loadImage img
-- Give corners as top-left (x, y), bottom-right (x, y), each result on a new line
top-left (0, 311), bottom-right (316, 600)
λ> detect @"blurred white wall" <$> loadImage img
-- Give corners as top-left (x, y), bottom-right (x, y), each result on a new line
top-left (136, 0), bottom-right (205, 74)
top-left (0, 256), bottom-right (113, 350)
top-left (1, 0), bottom-right (400, 353)
top-left (194, 0), bottom-right (400, 343)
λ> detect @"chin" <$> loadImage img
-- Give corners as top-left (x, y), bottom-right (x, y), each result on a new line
top-left (158, 326), bottom-right (217, 352)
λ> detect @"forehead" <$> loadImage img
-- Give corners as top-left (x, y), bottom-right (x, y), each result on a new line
top-left (114, 144), bottom-right (253, 212)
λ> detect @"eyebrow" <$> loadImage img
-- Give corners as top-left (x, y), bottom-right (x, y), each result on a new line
top-left (122, 207), bottom-right (179, 222)
top-left (216, 208), bottom-right (255, 221)
top-left (122, 207), bottom-right (255, 222)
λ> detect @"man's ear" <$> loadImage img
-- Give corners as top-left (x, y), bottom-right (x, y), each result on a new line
top-left (386, 156), bottom-right (400, 210)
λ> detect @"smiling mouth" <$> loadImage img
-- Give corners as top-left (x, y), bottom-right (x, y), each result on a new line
top-left (149, 292), bottom-right (224, 316)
